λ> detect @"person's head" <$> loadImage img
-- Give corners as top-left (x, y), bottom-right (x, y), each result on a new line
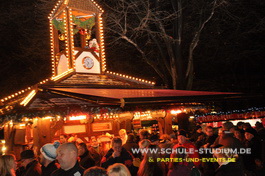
top-left (233, 129), bottom-right (244, 140)
top-left (119, 129), bottom-right (127, 139)
top-left (126, 133), bottom-right (135, 143)
top-left (177, 129), bottom-right (187, 145)
top-left (84, 166), bottom-right (107, 176)
top-left (56, 142), bottom-right (78, 171)
top-left (40, 141), bottom-right (60, 165)
top-left (90, 136), bottom-right (99, 147)
top-left (255, 122), bottom-right (264, 130)
top-left (0, 154), bottom-right (17, 175)
top-left (139, 129), bottom-right (149, 140)
top-left (78, 143), bottom-right (88, 156)
top-left (205, 126), bottom-right (214, 136)
top-left (236, 122), bottom-right (244, 129)
top-left (218, 128), bottom-right (224, 136)
top-left (222, 122), bottom-right (234, 131)
top-left (60, 134), bottom-right (68, 144)
top-left (243, 123), bottom-right (251, 130)
top-left (19, 150), bottom-right (35, 168)
top-left (111, 137), bottom-right (122, 153)
top-left (107, 163), bottom-right (131, 176)
top-left (138, 139), bottom-right (151, 149)
top-left (244, 128), bottom-right (257, 141)
top-left (195, 125), bottom-right (202, 133)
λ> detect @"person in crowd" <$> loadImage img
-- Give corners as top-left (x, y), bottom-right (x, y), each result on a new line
top-left (254, 159), bottom-right (265, 176)
top-left (68, 134), bottom-right (83, 144)
top-left (222, 122), bottom-right (235, 133)
top-left (18, 149), bottom-right (42, 176)
top-left (200, 127), bottom-right (218, 176)
top-left (190, 125), bottom-right (205, 142)
top-left (40, 141), bottom-right (60, 176)
top-left (194, 134), bottom-right (206, 149)
top-left (137, 144), bottom-right (166, 176)
top-left (255, 122), bottom-right (265, 164)
top-left (78, 142), bottom-right (95, 169)
top-left (134, 139), bottom-right (151, 166)
top-left (159, 134), bottom-right (174, 158)
top-left (138, 139), bottom-right (151, 150)
top-left (83, 166), bottom-right (107, 176)
top-left (213, 147), bottom-right (244, 176)
top-left (202, 126), bottom-right (218, 148)
top-left (149, 132), bottom-right (160, 145)
top-left (211, 128), bottom-right (225, 148)
top-left (52, 142), bottom-right (84, 176)
top-left (243, 127), bottom-right (262, 172)
top-left (173, 129), bottom-right (201, 167)
top-left (243, 123), bottom-right (252, 131)
top-left (169, 133), bottom-right (178, 144)
top-left (122, 133), bottom-right (139, 158)
top-left (107, 163), bottom-right (131, 176)
top-left (255, 122), bottom-right (265, 141)
top-left (168, 147), bottom-right (200, 176)
top-left (139, 129), bottom-right (150, 141)
top-left (101, 137), bottom-right (137, 175)
top-left (236, 122), bottom-right (245, 134)
top-left (0, 154), bottom-right (17, 176)
top-left (233, 128), bottom-right (245, 144)
top-left (88, 136), bottom-right (104, 166)
top-left (119, 129), bottom-right (128, 145)
top-left (59, 134), bottom-right (68, 144)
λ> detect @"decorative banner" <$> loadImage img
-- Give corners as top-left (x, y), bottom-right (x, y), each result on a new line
top-left (197, 110), bottom-right (265, 122)
top-left (92, 122), bottom-right (112, 132)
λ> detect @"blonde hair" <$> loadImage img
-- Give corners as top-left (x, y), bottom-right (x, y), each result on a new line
top-left (107, 163), bottom-right (131, 176)
top-left (0, 154), bottom-right (16, 176)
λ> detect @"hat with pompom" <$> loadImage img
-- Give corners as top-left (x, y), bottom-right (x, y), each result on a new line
top-left (40, 141), bottom-right (60, 161)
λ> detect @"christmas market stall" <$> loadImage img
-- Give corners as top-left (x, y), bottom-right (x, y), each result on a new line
top-left (0, 0), bottom-right (260, 158)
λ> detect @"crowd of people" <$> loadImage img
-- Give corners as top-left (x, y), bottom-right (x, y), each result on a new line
top-left (0, 121), bottom-right (265, 176)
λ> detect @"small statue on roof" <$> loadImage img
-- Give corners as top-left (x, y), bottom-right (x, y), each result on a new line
top-left (88, 38), bottom-right (99, 53)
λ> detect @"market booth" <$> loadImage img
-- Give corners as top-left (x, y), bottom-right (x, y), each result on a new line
top-left (0, 0), bottom-right (257, 158)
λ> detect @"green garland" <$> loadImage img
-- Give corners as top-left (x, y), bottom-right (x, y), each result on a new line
top-left (52, 15), bottom-right (95, 35)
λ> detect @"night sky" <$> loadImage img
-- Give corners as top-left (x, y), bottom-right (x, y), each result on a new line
top-left (0, 0), bottom-right (265, 98)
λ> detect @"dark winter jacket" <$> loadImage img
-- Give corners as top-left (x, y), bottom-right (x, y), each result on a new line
top-left (41, 160), bottom-right (59, 176)
top-left (215, 162), bottom-right (244, 176)
top-left (101, 147), bottom-right (137, 175)
top-left (51, 161), bottom-right (84, 176)
top-left (22, 160), bottom-right (42, 176)
top-left (79, 151), bottom-right (95, 169)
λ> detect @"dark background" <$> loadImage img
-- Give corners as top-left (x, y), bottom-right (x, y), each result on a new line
top-left (0, 0), bottom-right (265, 98)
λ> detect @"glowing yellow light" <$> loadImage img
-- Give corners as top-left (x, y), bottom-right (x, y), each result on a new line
top-left (44, 116), bottom-right (53, 120)
top-left (2, 146), bottom-right (7, 154)
top-left (20, 90), bottom-right (36, 106)
top-left (170, 110), bottom-right (182, 115)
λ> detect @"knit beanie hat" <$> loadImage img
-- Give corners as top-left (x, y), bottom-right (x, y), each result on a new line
top-left (40, 141), bottom-right (60, 161)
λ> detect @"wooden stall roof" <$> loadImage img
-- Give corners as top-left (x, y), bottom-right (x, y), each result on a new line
top-left (47, 87), bottom-right (242, 107)
top-left (50, 0), bottom-right (103, 18)
top-left (49, 73), bottom-right (154, 89)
